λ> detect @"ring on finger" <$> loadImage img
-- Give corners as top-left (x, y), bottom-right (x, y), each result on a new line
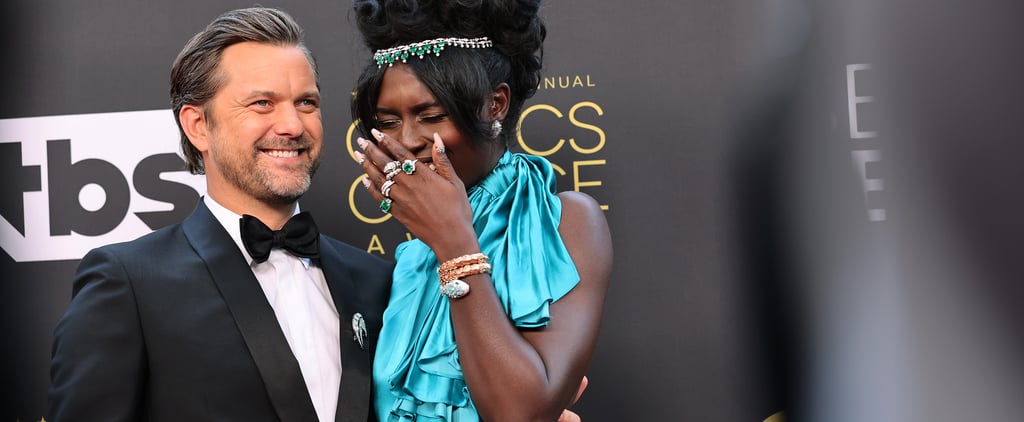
top-left (383, 160), bottom-right (402, 174)
top-left (380, 179), bottom-right (396, 198)
top-left (385, 168), bottom-right (402, 180)
top-left (402, 159), bottom-right (417, 175)
top-left (379, 198), bottom-right (393, 213)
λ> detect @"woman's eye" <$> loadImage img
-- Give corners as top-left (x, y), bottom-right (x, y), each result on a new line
top-left (420, 114), bottom-right (448, 123)
top-left (377, 119), bottom-right (400, 129)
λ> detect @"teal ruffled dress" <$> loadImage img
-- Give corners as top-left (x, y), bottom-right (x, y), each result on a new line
top-left (373, 151), bottom-right (580, 421)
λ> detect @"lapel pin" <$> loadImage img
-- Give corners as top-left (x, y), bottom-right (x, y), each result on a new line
top-left (352, 313), bottom-right (367, 350)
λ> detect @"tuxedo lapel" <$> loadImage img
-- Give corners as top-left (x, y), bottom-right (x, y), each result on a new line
top-left (182, 203), bottom-right (318, 422)
top-left (319, 238), bottom-right (374, 422)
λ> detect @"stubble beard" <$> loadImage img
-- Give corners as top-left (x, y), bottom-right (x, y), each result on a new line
top-left (251, 155), bottom-right (320, 205)
top-left (215, 136), bottom-right (321, 207)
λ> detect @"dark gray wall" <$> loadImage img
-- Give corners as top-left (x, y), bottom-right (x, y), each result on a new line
top-left (12, 1), bottom-right (1024, 421)
top-left (1, 1), bottom-right (772, 420)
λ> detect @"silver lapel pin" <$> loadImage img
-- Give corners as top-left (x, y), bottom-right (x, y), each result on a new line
top-left (352, 313), bottom-right (367, 350)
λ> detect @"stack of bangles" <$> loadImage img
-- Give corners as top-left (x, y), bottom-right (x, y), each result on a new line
top-left (437, 253), bottom-right (491, 299)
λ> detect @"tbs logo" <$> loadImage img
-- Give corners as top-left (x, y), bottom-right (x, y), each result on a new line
top-left (0, 110), bottom-right (205, 262)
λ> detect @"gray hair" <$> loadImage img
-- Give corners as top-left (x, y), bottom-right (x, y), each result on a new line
top-left (170, 7), bottom-right (318, 174)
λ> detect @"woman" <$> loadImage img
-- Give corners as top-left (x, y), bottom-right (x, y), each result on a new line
top-left (350, 1), bottom-right (612, 420)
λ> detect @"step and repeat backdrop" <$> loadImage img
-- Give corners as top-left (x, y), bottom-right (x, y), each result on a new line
top-left (4, 0), bottom-right (1024, 421)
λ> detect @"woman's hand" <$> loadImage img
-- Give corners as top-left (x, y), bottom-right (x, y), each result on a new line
top-left (354, 129), bottom-right (481, 261)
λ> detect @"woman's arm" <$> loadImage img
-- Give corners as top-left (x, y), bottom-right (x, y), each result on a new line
top-left (357, 133), bottom-right (612, 421)
top-left (448, 191), bottom-right (612, 421)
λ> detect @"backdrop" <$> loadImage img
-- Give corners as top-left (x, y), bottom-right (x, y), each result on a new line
top-left (5, 1), bottom-right (1024, 421)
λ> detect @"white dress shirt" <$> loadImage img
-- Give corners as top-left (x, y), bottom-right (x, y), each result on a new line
top-left (205, 197), bottom-right (341, 422)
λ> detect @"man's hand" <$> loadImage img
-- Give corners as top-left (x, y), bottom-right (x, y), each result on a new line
top-left (556, 376), bottom-right (589, 422)
top-left (557, 409), bottom-right (581, 422)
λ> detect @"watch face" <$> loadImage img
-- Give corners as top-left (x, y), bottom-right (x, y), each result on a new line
top-left (440, 279), bottom-right (470, 299)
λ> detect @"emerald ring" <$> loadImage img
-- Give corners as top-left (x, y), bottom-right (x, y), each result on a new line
top-left (402, 159), bottom-right (417, 175)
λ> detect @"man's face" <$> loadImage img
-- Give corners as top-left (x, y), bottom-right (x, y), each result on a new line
top-left (200, 42), bottom-right (323, 207)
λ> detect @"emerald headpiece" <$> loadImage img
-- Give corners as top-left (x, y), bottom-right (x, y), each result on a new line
top-left (373, 37), bottom-right (493, 68)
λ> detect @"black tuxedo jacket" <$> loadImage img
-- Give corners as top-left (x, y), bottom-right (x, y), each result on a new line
top-left (48, 202), bottom-right (393, 422)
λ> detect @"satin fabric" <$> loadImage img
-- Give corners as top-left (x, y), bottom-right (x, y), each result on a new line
top-left (373, 151), bottom-right (580, 421)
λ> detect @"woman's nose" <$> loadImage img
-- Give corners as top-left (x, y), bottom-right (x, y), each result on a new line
top-left (398, 122), bottom-right (430, 155)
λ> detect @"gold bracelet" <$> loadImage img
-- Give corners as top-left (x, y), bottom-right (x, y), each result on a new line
top-left (438, 253), bottom-right (488, 275)
top-left (437, 253), bottom-right (492, 299)
top-left (439, 262), bottom-right (492, 284)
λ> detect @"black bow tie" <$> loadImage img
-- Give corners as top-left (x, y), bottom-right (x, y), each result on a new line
top-left (240, 212), bottom-right (320, 263)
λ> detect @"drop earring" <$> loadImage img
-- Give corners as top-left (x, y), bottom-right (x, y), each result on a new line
top-left (490, 120), bottom-right (503, 138)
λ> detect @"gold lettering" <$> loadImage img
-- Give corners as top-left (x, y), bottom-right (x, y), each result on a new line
top-left (551, 163), bottom-right (567, 176)
top-left (345, 120), bottom-right (360, 161)
top-left (367, 234), bottom-right (385, 254)
top-left (573, 160), bottom-right (608, 210)
top-left (569, 102), bottom-right (606, 154)
top-left (406, 232), bottom-right (415, 241)
top-left (349, 174), bottom-right (392, 224)
top-left (536, 74), bottom-right (593, 89)
top-left (517, 104), bottom-right (565, 156)
top-left (345, 120), bottom-right (395, 224)
top-left (537, 75), bottom-right (596, 90)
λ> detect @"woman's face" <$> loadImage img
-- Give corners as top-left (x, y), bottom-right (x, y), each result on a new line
top-left (374, 63), bottom-right (500, 187)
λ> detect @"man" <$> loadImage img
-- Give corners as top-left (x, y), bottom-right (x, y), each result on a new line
top-left (48, 7), bottom-right (392, 421)
top-left (48, 7), bottom-right (585, 422)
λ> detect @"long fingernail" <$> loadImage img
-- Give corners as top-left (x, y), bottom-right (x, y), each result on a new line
top-left (372, 128), bottom-right (386, 141)
top-left (361, 177), bottom-right (371, 189)
top-left (357, 137), bottom-right (369, 149)
top-left (354, 151), bottom-right (366, 164)
top-left (433, 133), bottom-right (445, 153)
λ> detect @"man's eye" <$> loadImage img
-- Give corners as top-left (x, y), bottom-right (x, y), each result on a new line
top-left (252, 100), bottom-right (271, 107)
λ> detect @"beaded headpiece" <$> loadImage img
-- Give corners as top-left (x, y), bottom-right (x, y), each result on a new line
top-left (373, 37), bottom-right (493, 68)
